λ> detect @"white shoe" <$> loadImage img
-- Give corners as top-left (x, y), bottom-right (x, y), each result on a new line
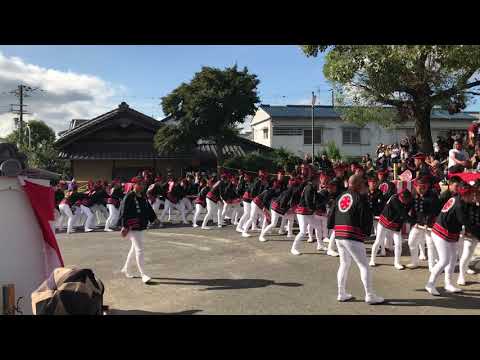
top-left (327, 250), bottom-right (339, 257)
top-left (235, 228), bottom-right (243, 233)
top-left (379, 251), bottom-right (386, 257)
top-left (278, 230), bottom-right (286, 235)
top-left (445, 284), bottom-right (463, 293)
top-left (193, 224), bottom-right (199, 228)
top-left (141, 274), bottom-right (152, 284)
top-left (287, 234), bottom-right (294, 239)
top-left (369, 260), bottom-right (376, 267)
top-left (183, 221), bottom-right (190, 225)
top-left (242, 233), bottom-right (251, 238)
top-left (337, 293), bottom-right (354, 302)
top-left (259, 236), bottom-right (267, 242)
top-left (121, 269), bottom-right (134, 279)
top-left (85, 228), bottom-right (95, 233)
top-left (467, 269), bottom-right (475, 275)
top-left (394, 263), bottom-right (405, 270)
top-left (201, 226), bottom-right (211, 230)
top-left (419, 254), bottom-right (427, 261)
top-left (457, 278), bottom-right (466, 286)
top-left (316, 244), bottom-right (327, 251)
top-left (406, 263), bottom-right (419, 269)
top-left (290, 248), bottom-right (301, 256)
top-left (365, 294), bottom-right (385, 305)
top-left (323, 237), bottom-right (330, 243)
top-left (104, 228), bottom-right (114, 232)
top-left (307, 238), bottom-right (314, 243)
top-left (425, 283), bottom-right (440, 296)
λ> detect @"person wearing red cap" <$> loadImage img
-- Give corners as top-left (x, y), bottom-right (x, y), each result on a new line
top-left (290, 175), bottom-right (319, 255)
top-left (193, 178), bottom-right (210, 227)
top-left (413, 152), bottom-right (432, 178)
top-left (366, 176), bottom-right (383, 237)
top-left (201, 174), bottom-right (228, 229)
top-left (58, 184), bottom-right (82, 234)
top-left (119, 176), bottom-right (159, 284)
top-left (241, 170), bottom-right (270, 237)
top-left (376, 168), bottom-right (396, 255)
top-left (158, 176), bottom-right (189, 225)
top-left (235, 172), bottom-right (254, 233)
top-left (406, 176), bottom-right (440, 270)
top-left (369, 189), bottom-right (414, 270)
top-left (147, 176), bottom-right (166, 217)
top-left (426, 182), bottom-right (476, 295)
top-left (329, 174), bottom-right (384, 304)
top-left (259, 179), bottom-right (298, 241)
top-left (221, 175), bottom-right (242, 226)
top-left (53, 181), bottom-right (66, 232)
top-left (104, 179), bottom-right (125, 232)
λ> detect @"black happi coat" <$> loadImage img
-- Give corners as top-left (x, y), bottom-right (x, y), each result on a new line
top-left (367, 189), bottom-right (384, 216)
top-left (271, 186), bottom-right (295, 215)
top-left (195, 186), bottom-right (210, 208)
top-left (432, 195), bottom-right (471, 242)
top-left (295, 182), bottom-right (317, 215)
top-left (464, 202), bottom-right (480, 239)
top-left (378, 180), bottom-right (397, 206)
top-left (378, 195), bottom-right (413, 232)
top-left (119, 191), bottom-right (157, 231)
top-left (54, 189), bottom-right (65, 210)
top-left (409, 190), bottom-right (440, 227)
top-left (107, 188), bottom-right (124, 208)
top-left (253, 187), bottom-right (282, 210)
top-left (328, 190), bottom-right (372, 242)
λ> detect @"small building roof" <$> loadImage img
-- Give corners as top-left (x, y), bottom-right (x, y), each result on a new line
top-left (258, 104), bottom-right (478, 121)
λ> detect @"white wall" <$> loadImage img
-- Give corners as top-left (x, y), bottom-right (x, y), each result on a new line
top-left (251, 116), bottom-right (473, 157)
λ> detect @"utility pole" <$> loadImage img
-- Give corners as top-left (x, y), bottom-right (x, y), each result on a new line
top-left (9, 84), bottom-right (42, 147)
top-left (311, 91), bottom-right (317, 165)
top-left (330, 89), bottom-right (334, 106)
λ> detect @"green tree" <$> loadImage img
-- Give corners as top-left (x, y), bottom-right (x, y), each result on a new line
top-left (301, 45), bottom-right (480, 153)
top-left (5, 120), bottom-right (69, 175)
top-left (155, 65), bottom-right (260, 166)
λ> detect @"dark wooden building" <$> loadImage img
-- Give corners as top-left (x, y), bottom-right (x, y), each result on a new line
top-left (55, 102), bottom-right (271, 181)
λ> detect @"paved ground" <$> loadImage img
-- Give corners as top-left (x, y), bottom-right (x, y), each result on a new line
top-left (57, 223), bottom-right (480, 315)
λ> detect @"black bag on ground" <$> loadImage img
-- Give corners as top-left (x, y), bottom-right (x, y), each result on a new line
top-left (31, 267), bottom-right (104, 315)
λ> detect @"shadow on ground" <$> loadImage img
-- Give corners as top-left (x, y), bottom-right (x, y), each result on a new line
top-left (149, 277), bottom-right (303, 291)
top-left (384, 291), bottom-right (480, 310)
top-left (108, 309), bottom-right (203, 315)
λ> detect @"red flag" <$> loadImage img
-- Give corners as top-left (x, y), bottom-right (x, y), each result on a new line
top-left (22, 180), bottom-right (64, 271)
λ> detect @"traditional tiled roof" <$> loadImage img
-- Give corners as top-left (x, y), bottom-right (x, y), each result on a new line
top-left (259, 104), bottom-right (478, 120)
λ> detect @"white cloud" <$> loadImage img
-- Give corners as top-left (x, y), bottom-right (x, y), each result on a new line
top-left (0, 52), bottom-right (126, 137)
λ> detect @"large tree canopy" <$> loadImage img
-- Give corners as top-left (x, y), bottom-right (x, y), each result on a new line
top-left (301, 45), bottom-right (480, 153)
top-left (155, 65), bottom-right (260, 165)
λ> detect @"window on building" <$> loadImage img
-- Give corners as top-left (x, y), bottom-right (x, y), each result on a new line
top-left (272, 127), bottom-right (303, 136)
top-left (342, 128), bottom-right (361, 145)
top-left (303, 129), bottom-right (322, 145)
top-left (263, 128), bottom-right (268, 139)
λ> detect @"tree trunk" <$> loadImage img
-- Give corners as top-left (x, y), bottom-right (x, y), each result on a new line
top-left (414, 104), bottom-right (434, 154)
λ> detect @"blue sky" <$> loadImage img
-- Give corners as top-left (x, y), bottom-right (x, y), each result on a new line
top-left (0, 45), bottom-right (332, 119)
top-left (0, 45), bottom-right (479, 137)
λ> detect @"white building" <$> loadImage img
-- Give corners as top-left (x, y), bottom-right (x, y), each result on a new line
top-left (250, 104), bottom-right (480, 158)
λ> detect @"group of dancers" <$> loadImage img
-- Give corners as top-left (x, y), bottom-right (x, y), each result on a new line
top-left (52, 155), bottom-right (479, 303)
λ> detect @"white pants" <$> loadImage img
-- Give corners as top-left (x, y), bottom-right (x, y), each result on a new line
top-left (337, 239), bottom-right (375, 298)
top-left (58, 203), bottom-right (75, 233)
top-left (91, 204), bottom-right (108, 225)
top-left (459, 236), bottom-right (478, 281)
top-left (201, 198), bottom-right (222, 228)
top-left (80, 205), bottom-right (96, 231)
top-left (428, 233), bottom-right (459, 287)
top-left (242, 203), bottom-right (264, 235)
top-left (260, 209), bottom-right (293, 238)
top-left (105, 204), bottom-right (120, 230)
top-left (279, 214), bottom-right (294, 236)
top-left (328, 230), bottom-right (337, 252)
top-left (180, 197), bottom-right (193, 214)
top-left (291, 214), bottom-right (314, 251)
top-left (408, 225), bottom-right (438, 270)
top-left (236, 201), bottom-right (252, 231)
top-left (151, 198), bottom-right (165, 216)
top-left (372, 219), bottom-right (378, 236)
top-left (310, 215), bottom-right (328, 248)
top-left (122, 230), bottom-right (147, 276)
top-left (371, 223), bottom-right (403, 267)
top-left (192, 203), bottom-right (206, 226)
top-left (159, 199), bottom-right (187, 223)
